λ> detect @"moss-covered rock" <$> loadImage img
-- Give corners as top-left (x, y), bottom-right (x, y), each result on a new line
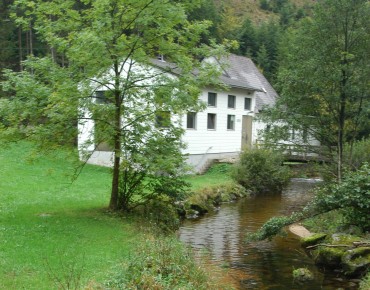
top-left (183, 183), bottom-right (249, 218)
top-left (331, 233), bottom-right (360, 244)
top-left (301, 233), bottom-right (327, 247)
top-left (313, 246), bottom-right (346, 266)
top-left (292, 268), bottom-right (314, 282)
top-left (342, 247), bottom-right (370, 277)
top-left (306, 233), bottom-right (370, 278)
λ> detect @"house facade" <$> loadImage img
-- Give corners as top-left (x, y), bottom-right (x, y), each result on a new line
top-left (78, 54), bottom-right (279, 172)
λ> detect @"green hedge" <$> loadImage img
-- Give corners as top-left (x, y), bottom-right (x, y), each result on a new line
top-left (232, 149), bottom-right (291, 194)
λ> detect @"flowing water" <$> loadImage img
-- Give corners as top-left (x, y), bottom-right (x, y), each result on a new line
top-left (179, 179), bottom-right (358, 289)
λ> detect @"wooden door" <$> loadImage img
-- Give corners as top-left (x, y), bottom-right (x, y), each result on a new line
top-left (241, 115), bottom-right (253, 149)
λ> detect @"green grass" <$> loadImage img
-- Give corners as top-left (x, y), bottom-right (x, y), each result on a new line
top-left (0, 142), bottom-right (139, 289)
top-left (184, 163), bottom-right (234, 190)
top-left (0, 143), bottom-right (235, 289)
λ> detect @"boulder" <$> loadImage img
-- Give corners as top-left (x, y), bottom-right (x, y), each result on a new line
top-left (293, 268), bottom-right (314, 282)
top-left (342, 247), bottom-right (370, 277)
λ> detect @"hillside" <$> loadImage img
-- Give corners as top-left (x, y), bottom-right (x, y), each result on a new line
top-left (213, 0), bottom-right (314, 25)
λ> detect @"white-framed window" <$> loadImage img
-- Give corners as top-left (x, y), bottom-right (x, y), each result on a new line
top-left (155, 111), bottom-right (171, 128)
top-left (228, 95), bottom-right (236, 109)
top-left (207, 113), bottom-right (216, 130)
top-left (186, 112), bottom-right (196, 129)
top-left (208, 92), bottom-right (217, 107)
top-left (227, 115), bottom-right (235, 130)
top-left (244, 97), bottom-right (251, 110)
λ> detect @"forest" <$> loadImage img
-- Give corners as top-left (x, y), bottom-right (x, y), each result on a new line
top-left (0, 0), bottom-right (314, 93)
top-left (0, 1), bottom-right (369, 288)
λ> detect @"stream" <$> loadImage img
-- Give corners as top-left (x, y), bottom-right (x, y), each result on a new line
top-left (179, 178), bottom-right (358, 289)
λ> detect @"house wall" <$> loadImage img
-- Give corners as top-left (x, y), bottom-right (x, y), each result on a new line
top-left (178, 86), bottom-right (259, 172)
top-left (182, 86), bottom-right (255, 155)
top-left (77, 85), bottom-right (262, 172)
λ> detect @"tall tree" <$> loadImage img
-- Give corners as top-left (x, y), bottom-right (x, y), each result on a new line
top-left (1, 0), bottom-right (223, 211)
top-left (260, 0), bottom-right (370, 180)
top-left (237, 18), bottom-right (257, 58)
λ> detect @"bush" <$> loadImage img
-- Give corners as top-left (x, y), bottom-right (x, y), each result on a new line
top-left (313, 163), bottom-right (370, 231)
top-left (247, 164), bottom-right (370, 241)
top-left (232, 149), bottom-right (291, 194)
top-left (139, 200), bottom-right (181, 234)
top-left (105, 236), bottom-right (227, 290)
top-left (344, 138), bottom-right (370, 170)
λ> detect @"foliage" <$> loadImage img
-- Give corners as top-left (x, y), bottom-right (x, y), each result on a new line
top-left (105, 236), bottom-right (229, 290)
top-left (344, 138), bottom-right (370, 170)
top-left (116, 123), bottom-right (190, 211)
top-left (232, 149), bottom-right (291, 194)
top-left (260, 0), bottom-right (370, 180)
top-left (302, 210), bottom-right (346, 235)
top-left (236, 19), bottom-right (282, 82)
top-left (248, 163), bottom-right (370, 241)
top-left (139, 200), bottom-right (181, 234)
top-left (246, 215), bottom-right (296, 241)
top-left (313, 164), bottom-right (370, 231)
top-left (2, 0), bottom-right (225, 211)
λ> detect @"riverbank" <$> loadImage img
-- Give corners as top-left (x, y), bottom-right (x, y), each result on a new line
top-left (302, 211), bottom-right (370, 289)
top-left (289, 215), bottom-right (370, 289)
top-left (0, 143), bottom-right (232, 289)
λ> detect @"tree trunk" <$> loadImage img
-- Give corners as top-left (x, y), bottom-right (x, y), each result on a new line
top-left (109, 94), bottom-right (122, 210)
top-left (29, 22), bottom-right (33, 56)
top-left (338, 20), bottom-right (350, 182)
top-left (338, 90), bottom-right (345, 182)
top-left (18, 27), bottom-right (23, 71)
top-left (109, 60), bottom-right (122, 210)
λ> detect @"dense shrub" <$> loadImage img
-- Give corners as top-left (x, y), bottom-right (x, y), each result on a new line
top-left (106, 236), bottom-right (227, 290)
top-left (139, 200), bottom-right (181, 234)
top-left (232, 149), bottom-right (291, 194)
top-left (313, 163), bottom-right (370, 231)
top-left (248, 164), bottom-right (370, 242)
top-left (344, 138), bottom-right (370, 170)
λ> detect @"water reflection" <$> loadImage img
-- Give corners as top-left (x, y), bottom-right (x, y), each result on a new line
top-left (179, 179), bottom-right (356, 289)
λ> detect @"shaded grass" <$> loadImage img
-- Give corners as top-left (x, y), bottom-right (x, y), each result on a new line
top-left (0, 142), bottom-right (139, 289)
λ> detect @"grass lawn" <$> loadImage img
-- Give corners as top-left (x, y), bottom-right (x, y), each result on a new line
top-left (0, 143), bottom-right (139, 289)
top-left (0, 143), bottom-right (234, 289)
top-left (185, 163), bottom-right (233, 190)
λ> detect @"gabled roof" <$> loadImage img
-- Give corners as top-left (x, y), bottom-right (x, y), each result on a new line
top-left (151, 54), bottom-right (278, 113)
top-left (214, 54), bottom-right (278, 112)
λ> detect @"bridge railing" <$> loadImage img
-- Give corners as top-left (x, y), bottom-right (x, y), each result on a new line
top-left (254, 140), bottom-right (332, 162)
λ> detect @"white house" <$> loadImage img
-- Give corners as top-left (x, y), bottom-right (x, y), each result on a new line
top-left (78, 54), bottom-right (280, 172)
top-left (176, 54), bottom-right (279, 172)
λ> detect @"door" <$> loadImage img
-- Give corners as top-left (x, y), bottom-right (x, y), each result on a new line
top-left (241, 115), bottom-right (253, 149)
